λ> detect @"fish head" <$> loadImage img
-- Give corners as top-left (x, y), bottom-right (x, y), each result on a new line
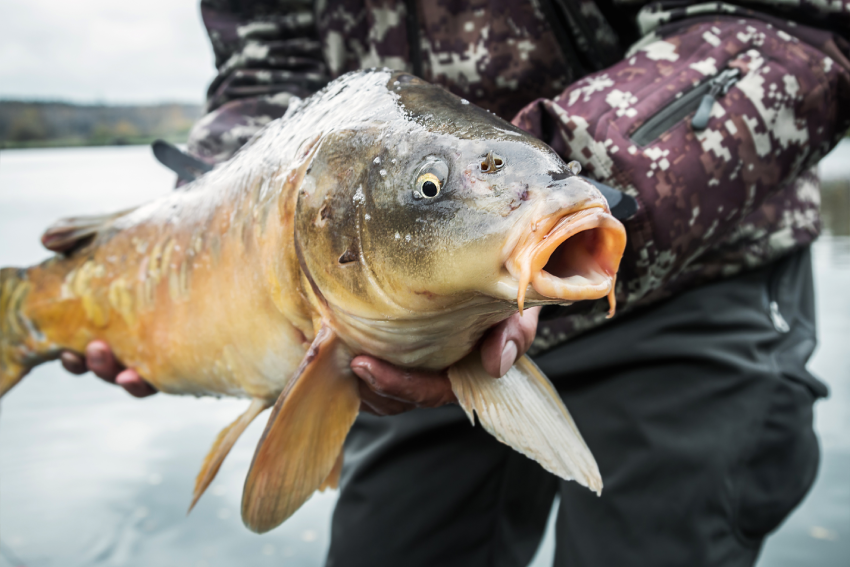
top-left (295, 72), bottom-right (626, 320)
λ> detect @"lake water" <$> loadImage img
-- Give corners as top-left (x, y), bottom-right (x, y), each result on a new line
top-left (0, 144), bottom-right (848, 567)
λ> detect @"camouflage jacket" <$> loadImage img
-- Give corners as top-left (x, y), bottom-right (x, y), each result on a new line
top-left (188, 0), bottom-right (850, 354)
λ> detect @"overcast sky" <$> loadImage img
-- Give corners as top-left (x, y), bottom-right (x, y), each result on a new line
top-left (0, 0), bottom-right (215, 104)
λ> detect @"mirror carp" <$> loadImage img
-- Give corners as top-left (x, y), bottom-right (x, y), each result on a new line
top-left (0, 69), bottom-right (626, 533)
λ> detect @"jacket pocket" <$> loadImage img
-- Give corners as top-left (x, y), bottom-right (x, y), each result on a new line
top-left (630, 67), bottom-right (741, 147)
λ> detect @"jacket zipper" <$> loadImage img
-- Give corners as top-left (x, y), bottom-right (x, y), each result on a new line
top-left (630, 68), bottom-right (740, 147)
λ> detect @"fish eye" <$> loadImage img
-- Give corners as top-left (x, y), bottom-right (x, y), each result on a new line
top-left (417, 173), bottom-right (441, 198)
top-left (413, 158), bottom-right (448, 200)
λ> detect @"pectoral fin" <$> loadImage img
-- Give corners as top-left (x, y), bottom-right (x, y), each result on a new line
top-left (241, 325), bottom-right (359, 533)
top-left (188, 397), bottom-right (271, 513)
top-left (319, 450), bottom-right (344, 492)
top-left (448, 353), bottom-right (602, 494)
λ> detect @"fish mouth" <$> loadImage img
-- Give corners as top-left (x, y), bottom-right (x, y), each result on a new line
top-left (505, 206), bottom-right (627, 316)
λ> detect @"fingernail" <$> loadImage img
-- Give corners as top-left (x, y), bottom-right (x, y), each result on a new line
top-left (499, 340), bottom-right (517, 377)
top-left (352, 366), bottom-right (375, 385)
top-left (89, 351), bottom-right (105, 367)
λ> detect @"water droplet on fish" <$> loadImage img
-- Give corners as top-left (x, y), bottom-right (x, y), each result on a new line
top-left (394, 81), bottom-right (400, 86)
top-left (413, 191), bottom-right (423, 199)
top-left (373, 157), bottom-right (381, 165)
top-left (391, 158), bottom-right (397, 164)
top-left (461, 99), bottom-right (469, 105)
top-left (379, 169), bottom-right (387, 177)
top-left (395, 232), bottom-right (401, 239)
top-left (405, 234), bottom-right (411, 242)
top-left (364, 213), bottom-right (371, 220)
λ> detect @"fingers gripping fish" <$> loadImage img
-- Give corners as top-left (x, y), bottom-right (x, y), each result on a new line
top-left (0, 70), bottom-right (626, 533)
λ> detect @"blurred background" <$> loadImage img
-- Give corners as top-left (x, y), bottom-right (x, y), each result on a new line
top-left (0, 0), bottom-right (208, 149)
top-left (0, 1), bottom-right (847, 566)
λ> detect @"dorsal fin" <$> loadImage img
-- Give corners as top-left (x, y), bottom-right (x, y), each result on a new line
top-left (41, 208), bottom-right (136, 253)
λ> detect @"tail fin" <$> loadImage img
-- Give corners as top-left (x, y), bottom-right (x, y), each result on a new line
top-left (1, 267), bottom-right (33, 398)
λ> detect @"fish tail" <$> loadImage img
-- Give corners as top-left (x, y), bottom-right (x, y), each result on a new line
top-left (0, 262), bottom-right (71, 398)
top-left (0, 267), bottom-right (36, 398)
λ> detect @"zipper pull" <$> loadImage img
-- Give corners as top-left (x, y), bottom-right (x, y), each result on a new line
top-left (692, 68), bottom-right (741, 131)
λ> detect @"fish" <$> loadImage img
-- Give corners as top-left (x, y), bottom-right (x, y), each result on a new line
top-left (0, 69), bottom-right (626, 533)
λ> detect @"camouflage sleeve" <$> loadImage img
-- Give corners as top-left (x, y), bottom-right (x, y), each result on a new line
top-left (513, 13), bottom-right (850, 353)
top-left (733, 1), bottom-right (850, 35)
top-left (612, 0), bottom-right (850, 36)
top-left (187, 0), bottom-right (330, 164)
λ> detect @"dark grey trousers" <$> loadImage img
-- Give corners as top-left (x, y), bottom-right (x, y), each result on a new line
top-left (325, 248), bottom-right (827, 567)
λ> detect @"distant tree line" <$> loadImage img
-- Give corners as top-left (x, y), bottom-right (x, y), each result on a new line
top-left (0, 101), bottom-right (202, 148)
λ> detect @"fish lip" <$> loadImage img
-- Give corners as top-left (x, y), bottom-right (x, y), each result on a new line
top-left (504, 206), bottom-right (627, 314)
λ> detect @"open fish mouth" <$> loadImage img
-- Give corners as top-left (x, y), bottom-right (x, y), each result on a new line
top-left (506, 206), bottom-right (627, 315)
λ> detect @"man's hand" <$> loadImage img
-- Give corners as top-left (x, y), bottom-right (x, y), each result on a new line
top-left (352, 307), bottom-right (541, 416)
top-left (61, 307), bottom-right (540, 410)
top-left (60, 341), bottom-right (158, 398)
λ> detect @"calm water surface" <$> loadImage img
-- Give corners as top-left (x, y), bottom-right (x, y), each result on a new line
top-left (0, 145), bottom-right (848, 567)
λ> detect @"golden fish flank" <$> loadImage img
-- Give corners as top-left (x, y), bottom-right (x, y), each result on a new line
top-left (107, 278), bottom-right (136, 326)
top-left (0, 69), bottom-right (626, 533)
